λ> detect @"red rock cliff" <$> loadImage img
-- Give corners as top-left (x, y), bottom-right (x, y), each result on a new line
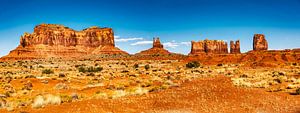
top-left (190, 39), bottom-right (228, 55)
top-left (2, 24), bottom-right (128, 60)
top-left (230, 40), bottom-right (240, 54)
top-left (253, 34), bottom-right (268, 51)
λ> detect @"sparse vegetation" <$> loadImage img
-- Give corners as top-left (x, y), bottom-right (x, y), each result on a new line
top-left (58, 73), bottom-right (65, 78)
top-left (186, 61), bottom-right (200, 68)
top-left (42, 69), bottom-right (54, 74)
top-left (1, 58), bottom-right (300, 111)
top-left (145, 64), bottom-right (150, 70)
top-left (133, 64), bottom-right (139, 68)
top-left (78, 66), bottom-right (103, 73)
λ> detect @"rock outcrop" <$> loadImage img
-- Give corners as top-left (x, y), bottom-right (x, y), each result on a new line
top-left (137, 37), bottom-right (171, 55)
top-left (230, 40), bottom-right (240, 54)
top-left (190, 39), bottom-right (228, 55)
top-left (253, 34), bottom-right (268, 51)
top-left (2, 24), bottom-right (128, 60)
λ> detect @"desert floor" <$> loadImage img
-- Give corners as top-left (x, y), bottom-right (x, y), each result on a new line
top-left (0, 59), bottom-right (299, 113)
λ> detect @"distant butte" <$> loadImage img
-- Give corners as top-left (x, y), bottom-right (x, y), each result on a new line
top-left (230, 40), bottom-right (241, 54)
top-left (1, 24), bottom-right (128, 60)
top-left (136, 37), bottom-right (171, 55)
top-left (190, 39), bottom-right (228, 55)
top-left (253, 34), bottom-right (268, 51)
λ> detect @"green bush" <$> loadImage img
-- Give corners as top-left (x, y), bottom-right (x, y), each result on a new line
top-left (145, 64), bottom-right (150, 70)
top-left (42, 69), bottom-right (54, 74)
top-left (78, 66), bottom-right (103, 73)
top-left (186, 61), bottom-right (200, 68)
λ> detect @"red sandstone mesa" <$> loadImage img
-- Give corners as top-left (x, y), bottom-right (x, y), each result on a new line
top-left (253, 34), bottom-right (268, 51)
top-left (2, 24), bottom-right (128, 60)
top-left (230, 40), bottom-right (241, 54)
top-left (190, 39), bottom-right (228, 55)
top-left (137, 37), bottom-right (171, 55)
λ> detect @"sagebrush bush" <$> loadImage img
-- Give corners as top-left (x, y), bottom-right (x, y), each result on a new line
top-left (42, 69), bottom-right (54, 74)
top-left (78, 66), bottom-right (103, 73)
top-left (133, 64), bottom-right (139, 68)
top-left (145, 64), bottom-right (150, 70)
top-left (186, 61), bottom-right (200, 68)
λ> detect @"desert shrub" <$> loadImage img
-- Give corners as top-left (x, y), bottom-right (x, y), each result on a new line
top-left (42, 69), bottom-right (54, 74)
top-left (121, 70), bottom-right (129, 73)
top-left (58, 73), bottom-right (65, 78)
top-left (60, 94), bottom-right (72, 103)
top-left (44, 94), bottom-right (61, 105)
top-left (296, 88), bottom-right (300, 95)
top-left (32, 95), bottom-right (44, 108)
top-left (186, 61), bottom-right (200, 68)
top-left (145, 64), bottom-right (150, 70)
top-left (78, 66), bottom-right (103, 73)
top-left (86, 73), bottom-right (95, 76)
top-left (133, 64), bottom-right (139, 68)
top-left (217, 63), bottom-right (223, 66)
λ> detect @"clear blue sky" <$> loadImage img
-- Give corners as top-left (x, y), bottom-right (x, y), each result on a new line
top-left (0, 0), bottom-right (300, 56)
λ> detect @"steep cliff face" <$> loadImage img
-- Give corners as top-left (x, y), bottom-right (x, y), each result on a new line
top-left (190, 39), bottom-right (228, 55)
top-left (137, 37), bottom-right (171, 55)
top-left (230, 40), bottom-right (241, 54)
top-left (20, 24), bottom-right (115, 48)
top-left (253, 34), bottom-right (268, 51)
top-left (2, 24), bottom-right (128, 60)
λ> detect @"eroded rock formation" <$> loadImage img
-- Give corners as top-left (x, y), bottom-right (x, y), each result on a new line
top-left (230, 40), bottom-right (240, 54)
top-left (2, 24), bottom-right (128, 60)
top-left (253, 34), bottom-right (268, 51)
top-left (137, 37), bottom-right (171, 55)
top-left (190, 39), bottom-right (228, 55)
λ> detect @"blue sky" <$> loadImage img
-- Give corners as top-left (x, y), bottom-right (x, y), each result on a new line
top-left (0, 0), bottom-right (300, 56)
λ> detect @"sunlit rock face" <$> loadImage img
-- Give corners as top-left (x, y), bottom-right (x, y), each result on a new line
top-left (230, 40), bottom-right (240, 54)
top-left (3, 24), bottom-right (128, 60)
top-left (190, 39), bottom-right (228, 55)
top-left (253, 34), bottom-right (268, 51)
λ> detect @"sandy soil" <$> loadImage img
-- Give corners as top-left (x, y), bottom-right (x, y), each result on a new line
top-left (3, 76), bottom-right (299, 113)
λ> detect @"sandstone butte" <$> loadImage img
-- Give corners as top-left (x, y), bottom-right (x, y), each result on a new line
top-left (187, 34), bottom-right (300, 67)
top-left (189, 34), bottom-right (266, 55)
top-left (0, 23), bottom-right (299, 64)
top-left (136, 37), bottom-right (171, 55)
top-left (190, 39), bottom-right (229, 55)
top-left (230, 40), bottom-right (240, 54)
top-left (1, 24), bottom-right (128, 60)
top-left (253, 34), bottom-right (268, 51)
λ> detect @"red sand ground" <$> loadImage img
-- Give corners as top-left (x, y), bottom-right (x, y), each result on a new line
top-left (3, 76), bottom-right (300, 113)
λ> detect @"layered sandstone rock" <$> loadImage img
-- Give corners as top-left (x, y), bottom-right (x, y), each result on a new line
top-left (2, 24), bottom-right (127, 60)
top-left (137, 37), bottom-right (171, 55)
top-left (253, 34), bottom-right (268, 51)
top-left (190, 39), bottom-right (228, 55)
top-left (230, 40), bottom-right (240, 54)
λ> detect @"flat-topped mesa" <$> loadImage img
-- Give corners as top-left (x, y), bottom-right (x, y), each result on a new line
top-left (253, 34), bottom-right (268, 51)
top-left (2, 24), bottom-right (128, 60)
top-left (230, 40), bottom-right (241, 54)
top-left (190, 39), bottom-right (228, 55)
top-left (21, 24), bottom-right (115, 48)
top-left (137, 37), bottom-right (171, 55)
